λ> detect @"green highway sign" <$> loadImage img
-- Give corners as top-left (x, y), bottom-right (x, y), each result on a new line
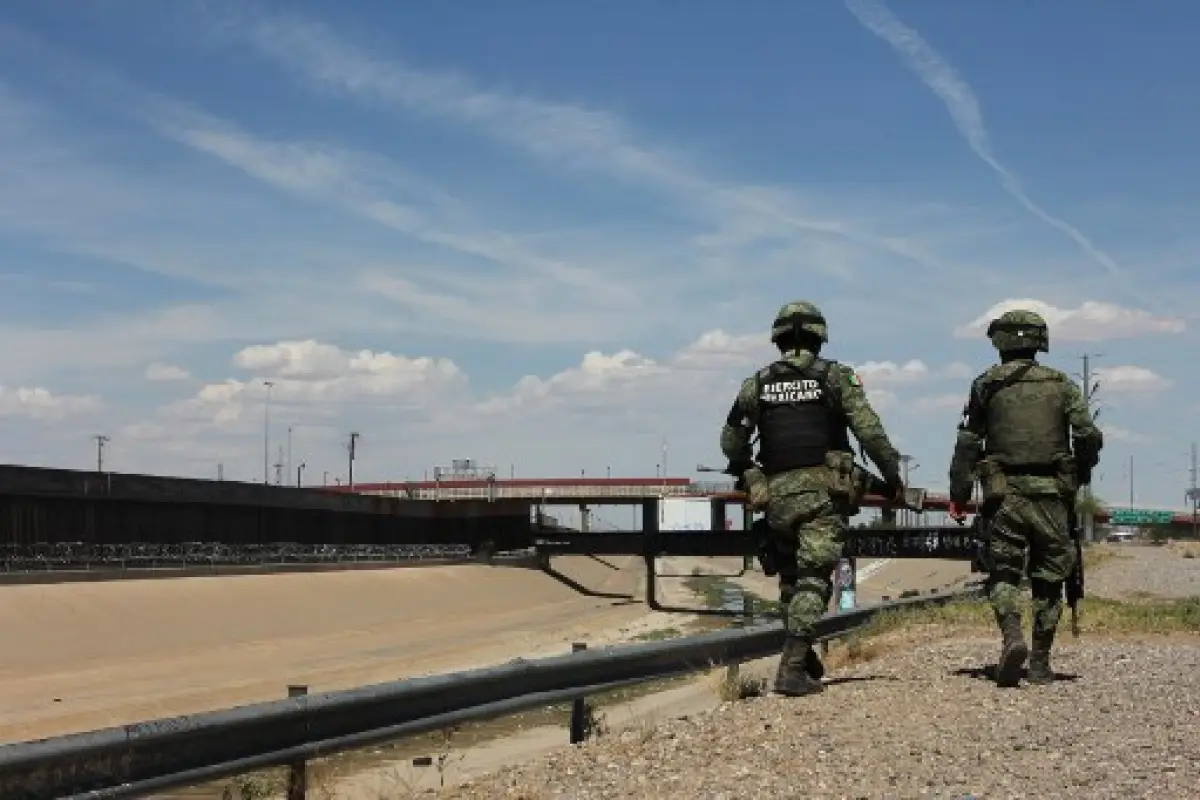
top-left (1109, 508), bottom-right (1175, 525)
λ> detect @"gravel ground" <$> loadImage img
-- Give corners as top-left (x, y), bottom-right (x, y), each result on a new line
top-left (1088, 544), bottom-right (1199, 600)
top-left (438, 636), bottom-right (1200, 799)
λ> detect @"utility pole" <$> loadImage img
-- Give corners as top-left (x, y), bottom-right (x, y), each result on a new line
top-left (1077, 353), bottom-right (1103, 541)
top-left (1189, 442), bottom-right (1197, 539)
top-left (347, 432), bottom-right (360, 490)
top-left (262, 380), bottom-right (275, 484)
top-left (274, 445), bottom-right (284, 486)
top-left (1127, 455), bottom-right (1134, 506)
top-left (93, 434), bottom-right (109, 472)
top-left (297, 461), bottom-right (306, 488)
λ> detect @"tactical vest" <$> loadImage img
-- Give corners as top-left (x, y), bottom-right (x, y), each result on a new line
top-left (981, 363), bottom-right (1070, 471)
top-left (754, 359), bottom-right (850, 474)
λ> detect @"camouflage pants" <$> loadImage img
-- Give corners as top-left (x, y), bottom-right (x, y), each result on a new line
top-left (986, 492), bottom-right (1076, 638)
top-left (766, 488), bottom-right (846, 639)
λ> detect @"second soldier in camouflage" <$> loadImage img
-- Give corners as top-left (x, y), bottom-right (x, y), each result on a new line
top-left (948, 309), bottom-right (1103, 687)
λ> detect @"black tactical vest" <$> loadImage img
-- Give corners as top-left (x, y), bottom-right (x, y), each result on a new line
top-left (981, 363), bottom-right (1070, 470)
top-left (754, 359), bottom-right (850, 474)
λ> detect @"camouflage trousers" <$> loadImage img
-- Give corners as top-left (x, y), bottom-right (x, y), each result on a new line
top-left (985, 492), bottom-right (1076, 638)
top-left (765, 488), bottom-right (847, 639)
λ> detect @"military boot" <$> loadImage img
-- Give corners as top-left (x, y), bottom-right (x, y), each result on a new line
top-left (777, 582), bottom-right (822, 680)
top-left (995, 613), bottom-right (1028, 688)
top-left (1027, 629), bottom-right (1055, 684)
top-left (773, 636), bottom-right (825, 697)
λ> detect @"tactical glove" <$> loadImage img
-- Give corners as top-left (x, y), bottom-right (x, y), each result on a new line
top-left (743, 467), bottom-right (770, 511)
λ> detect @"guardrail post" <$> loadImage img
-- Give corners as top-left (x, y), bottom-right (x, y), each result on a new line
top-left (286, 685), bottom-right (308, 799)
top-left (569, 642), bottom-right (588, 744)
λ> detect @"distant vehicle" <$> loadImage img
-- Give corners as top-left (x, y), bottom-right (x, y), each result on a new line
top-left (1106, 528), bottom-right (1136, 543)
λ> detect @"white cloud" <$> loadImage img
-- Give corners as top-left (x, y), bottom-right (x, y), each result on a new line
top-left (1101, 424), bottom-right (1152, 444)
top-left (913, 393), bottom-right (964, 413)
top-left (955, 299), bottom-right (1185, 341)
top-left (940, 362), bottom-right (974, 380)
top-left (155, 331), bottom-right (943, 459)
top-left (225, 340), bottom-right (463, 409)
top-left (674, 330), bottom-right (770, 370)
top-left (843, 0), bottom-right (1134, 293)
top-left (144, 362), bottom-right (191, 382)
top-left (850, 359), bottom-right (930, 386)
top-left (0, 386), bottom-right (101, 420)
top-left (1094, 366), bottom-right (1172, 394)
top-left (866, 388), bottom-right (898, 410)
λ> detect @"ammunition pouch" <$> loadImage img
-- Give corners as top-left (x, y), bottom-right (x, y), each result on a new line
top-left (823, 450), bottom-right (862, 513)
top-left (743, 466), bottom-right (770, 511)
top-left (1053, 454), bottom-right (1080, 498)
top-left (976, 458), bottom-right (1009, 505)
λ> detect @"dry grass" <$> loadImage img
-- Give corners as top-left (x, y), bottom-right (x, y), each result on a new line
top-left (1167, 540), bottom-right (1200, 559)
top-left (1082, 543), bottom-right (1124, 570)
top-left (817, 593), bottom-right (1200, 670)
top-left (706, 663), bottom-right (766, 702)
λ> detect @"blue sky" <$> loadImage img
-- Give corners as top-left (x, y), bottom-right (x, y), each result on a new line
top-left (0, 0), bottom-right (1196, 512)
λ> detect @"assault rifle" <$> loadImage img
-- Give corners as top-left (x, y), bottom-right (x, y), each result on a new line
top-left (1065, 490), bottom-right (1088, 636)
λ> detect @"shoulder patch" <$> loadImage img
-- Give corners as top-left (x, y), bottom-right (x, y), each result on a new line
top-left (847, 370), bottom-right (862, 387)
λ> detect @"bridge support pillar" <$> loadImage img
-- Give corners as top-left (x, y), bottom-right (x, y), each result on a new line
top-left (709, 498), bottom-right (726, 534)
top-left (643, 498), bottom-right (660, 609)
top-left (579, 504), bottom-right (590, 533)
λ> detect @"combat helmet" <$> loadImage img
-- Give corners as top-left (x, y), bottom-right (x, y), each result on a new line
top-left (986, 309), bottom-right (1049, 353)
top-left (770, 301), bottom-right (828, 345)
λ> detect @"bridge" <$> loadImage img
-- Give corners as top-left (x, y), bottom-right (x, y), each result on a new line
top-left (334, 476), bottom-right (1200, 530)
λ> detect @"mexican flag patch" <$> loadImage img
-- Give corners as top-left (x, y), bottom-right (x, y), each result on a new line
top-left (848, 371), bottom-right (862, 387)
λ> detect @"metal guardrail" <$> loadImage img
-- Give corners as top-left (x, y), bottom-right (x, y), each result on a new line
top-left (0, 585), bottom-right (982, 799)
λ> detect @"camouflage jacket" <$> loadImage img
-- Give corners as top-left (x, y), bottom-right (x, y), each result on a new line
top-left (719, 349), bottom-right (903, 488)
top-left (948, 359), bottom-right (1102, 502)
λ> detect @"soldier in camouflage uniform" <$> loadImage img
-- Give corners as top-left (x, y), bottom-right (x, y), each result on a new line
top-left (721, 301), bottom-right (905, 697)
top-left (948, 309), bottom-right (1103, 687)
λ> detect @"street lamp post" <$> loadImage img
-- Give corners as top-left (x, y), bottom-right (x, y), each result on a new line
top-left (297, 461), bottom-right (306, 488)
top-left (262, 380), bottom-right (275, 484)
top-left (93, 434), bottom-right (109, 473)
